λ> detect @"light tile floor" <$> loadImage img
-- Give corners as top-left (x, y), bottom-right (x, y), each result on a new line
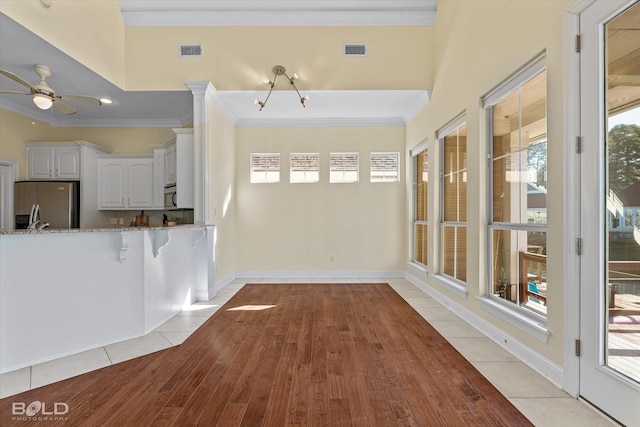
top-left (0, 278), bottom-right (617, 426)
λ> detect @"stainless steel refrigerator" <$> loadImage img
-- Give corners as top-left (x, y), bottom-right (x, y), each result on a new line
top-left (14, 181), bottom-right (80, 229)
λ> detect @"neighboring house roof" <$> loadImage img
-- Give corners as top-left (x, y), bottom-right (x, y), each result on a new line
top-left (527, 183), bottom-right (547, 209)
top-left (617, 181), bottom-right (640, 207)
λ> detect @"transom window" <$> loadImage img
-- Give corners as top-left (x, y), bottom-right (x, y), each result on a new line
top-left (251, 153), bottom-right (280, 183)
top-left (290, 153), bottom-right (319, 183)
top-left (330, 152), bottom-right (359, 183)
top-left (370, 152), bottom-right (400, 182)
top-left (484, 55), bottom-right (548, 317)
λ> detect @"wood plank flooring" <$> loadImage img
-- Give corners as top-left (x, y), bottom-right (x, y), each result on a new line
top-left (0, 284), bottom-right (532, 426)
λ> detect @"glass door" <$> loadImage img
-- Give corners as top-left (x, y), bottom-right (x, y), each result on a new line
top-left (580, 1), bottom-right (640, 425)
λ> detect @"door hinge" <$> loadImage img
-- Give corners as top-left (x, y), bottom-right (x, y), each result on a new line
top-left (576, 136), bottom-right (582, 153)
top-left (575, 238), bottom-right (582, 255)
top-left (575, 339), bottom-right (581, 357)
top-left (575, 34), bottom-right (581, 53)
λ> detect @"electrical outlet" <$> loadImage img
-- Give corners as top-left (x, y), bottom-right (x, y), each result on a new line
top-left (110, 218), bottom-right (117, 225)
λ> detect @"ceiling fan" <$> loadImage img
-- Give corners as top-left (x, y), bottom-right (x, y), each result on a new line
top-left (0, 63), bottom-right (103, 115)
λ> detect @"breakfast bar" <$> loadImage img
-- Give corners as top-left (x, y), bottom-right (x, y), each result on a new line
top-left (0, 225), bottom-right (214, 373)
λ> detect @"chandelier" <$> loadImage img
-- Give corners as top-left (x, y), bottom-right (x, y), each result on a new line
top-left (255, 65), bottom-right (309, 111)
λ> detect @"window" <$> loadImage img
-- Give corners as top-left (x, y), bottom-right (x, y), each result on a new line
top-left (330, 152), bottom-right (359, 183)
top-left (439, 117), bottom-right (467, 283)
top-left (370, 152), bottom-right (400, 182)
top-left (251, 153), bottom-right (280, 183)
top-left (484, 56), bottom-right (547, 317)
top-left (411, 141), bottom-right (428, 268)
top-left (290, 153), bottom-right (319, 183)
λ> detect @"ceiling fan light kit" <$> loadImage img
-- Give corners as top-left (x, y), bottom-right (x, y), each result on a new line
top-left (0, 63), bottom-right (104, 115)
top-left (255, 65), bottom-right (309, 111)
top-left (33, 93), bottom-right (53, 110)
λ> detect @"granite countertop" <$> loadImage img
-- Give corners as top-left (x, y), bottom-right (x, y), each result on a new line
top-left (0, 224), bottom-right (203, 235)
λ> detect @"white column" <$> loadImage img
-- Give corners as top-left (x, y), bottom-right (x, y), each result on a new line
top-left (184, 81), bottom-right (216, 225)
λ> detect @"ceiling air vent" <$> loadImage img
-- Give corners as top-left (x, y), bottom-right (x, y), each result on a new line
top-left (344, 44), bottom-right (367, 56)
top-left (179, 44), bottom-right (203, 57)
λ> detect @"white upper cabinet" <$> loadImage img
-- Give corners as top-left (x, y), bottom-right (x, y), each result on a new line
top-left (98, 157), bottom-right (154, 210)
top-left (28, 144), bottom-right (80, 180)
top-left (164, 143), bottom-right (177, 186)
top-left (164, 129), bottom-right (194, 209)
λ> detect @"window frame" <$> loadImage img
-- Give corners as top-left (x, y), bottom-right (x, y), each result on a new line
top-left (370, 152), bottom-right (400, 183)
top-left (438, 114), bottom-right (467, 286)
top-left (410, 140), bottom-right (429, 272)
top-left (250, 153), bottom-right (280, 184)
top-left (290, 152), bottom-right (320, 184)
top-left (482, 53), bottom-right (548, 324)
top-left (329, 152), bottom-right (359, 184)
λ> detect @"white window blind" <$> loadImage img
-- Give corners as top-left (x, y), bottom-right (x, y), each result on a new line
top-left (330, 152), bottom-right (359, 183)
top-left (251, 153), bottom-right (280, 183)
top-left (290, 153), bottom-right (319, 183)
top-left (370, 152), bottom-right (400, 182)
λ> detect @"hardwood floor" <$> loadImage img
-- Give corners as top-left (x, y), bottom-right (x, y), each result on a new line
top-left (0, 284), bottom-right (532, 426)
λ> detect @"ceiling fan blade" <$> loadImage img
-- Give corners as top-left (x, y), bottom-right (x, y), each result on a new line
top-left (52, 100), bottom-right (77, 115)
top-left (0, 90), bottom-right (31, 95)
top-left (56, 93), bottom-right (101, 106)
top-left (0, 69), bottom-right (36, 91)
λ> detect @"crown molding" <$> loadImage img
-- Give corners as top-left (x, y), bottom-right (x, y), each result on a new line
top-left (1, 99), bottom-right (193, 128)
top-left (0, 99), bottom-right (62, 127)
top-left (119, 0), bottom-right (437, 26)
top-left (235, 116), bottom-right (407, 128)
top-left (121, 10), bottom-right (436, 26)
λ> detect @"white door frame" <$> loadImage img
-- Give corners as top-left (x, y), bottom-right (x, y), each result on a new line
top-left (572, 1), bottom-right (640, 425)
top-left (0, 159), bottom-right (17, 230)
top-left (562, 0), bottom-right (590, 399)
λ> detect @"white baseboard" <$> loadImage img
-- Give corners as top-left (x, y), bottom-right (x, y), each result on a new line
top-left (405, 271), bottom-right (565, 390)
top-left (235, 270), bottom-right (404, 279)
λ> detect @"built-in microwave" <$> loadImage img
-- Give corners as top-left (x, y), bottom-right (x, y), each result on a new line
top-left (164, 186), bottom-right (177, 209)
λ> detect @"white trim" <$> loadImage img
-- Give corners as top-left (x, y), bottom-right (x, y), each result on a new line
top-left (436, 111), bottom-right (467, 139)
top-left (405, 272), bottom-right (563, 388)
top-left (407, 261), bottom-right (428, 276)
top-left (432, 273), bottom-right (468, 300)
top-left (236, 117), bottom-right (408, 128)
top-left (477, 296), bottom-right (550, 343)
top-left (235, 270), bottom-right (404, 279)
top-left (0, 160), bottom-right (17, 231)
top-left (562, 6), bottom-right (582, 398)
top-left (201, 84), bottom-right (239, 125)
top-left (0, 98), bottom-right (193, 128)
top-left (410, 138), bottom-right (428, 157)
top-left (481, 52), bottom-right (547, 108)
top-left (403, 90), bottom-right (432, 123)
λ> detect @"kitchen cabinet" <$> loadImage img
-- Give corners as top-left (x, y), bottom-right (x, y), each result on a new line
top-left (163, 129), bottom-right (194, 209)
top-left (98, 157), bottom-right (154, 209)
top-left (164, 143), bottom-right (177, 186)
top-left (153, 149), bottom-right (165, 209)
top-left (27, 144), bottom-right (80, 180)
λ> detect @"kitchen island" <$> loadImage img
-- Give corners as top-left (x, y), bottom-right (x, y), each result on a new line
top-left (0, 225), bottom-right (215, 373)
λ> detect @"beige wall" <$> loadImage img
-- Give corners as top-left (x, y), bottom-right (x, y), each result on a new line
top-left (235, 126), bottom-right (406, 273)
top-left (405, 0), bottom-right (571, 366)
top-left (0, 0), bottom-right (126, 88)
top-left (124, 26), bottom-right (433, 91)
top-left (0, 109), bottom-right (176, 180)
